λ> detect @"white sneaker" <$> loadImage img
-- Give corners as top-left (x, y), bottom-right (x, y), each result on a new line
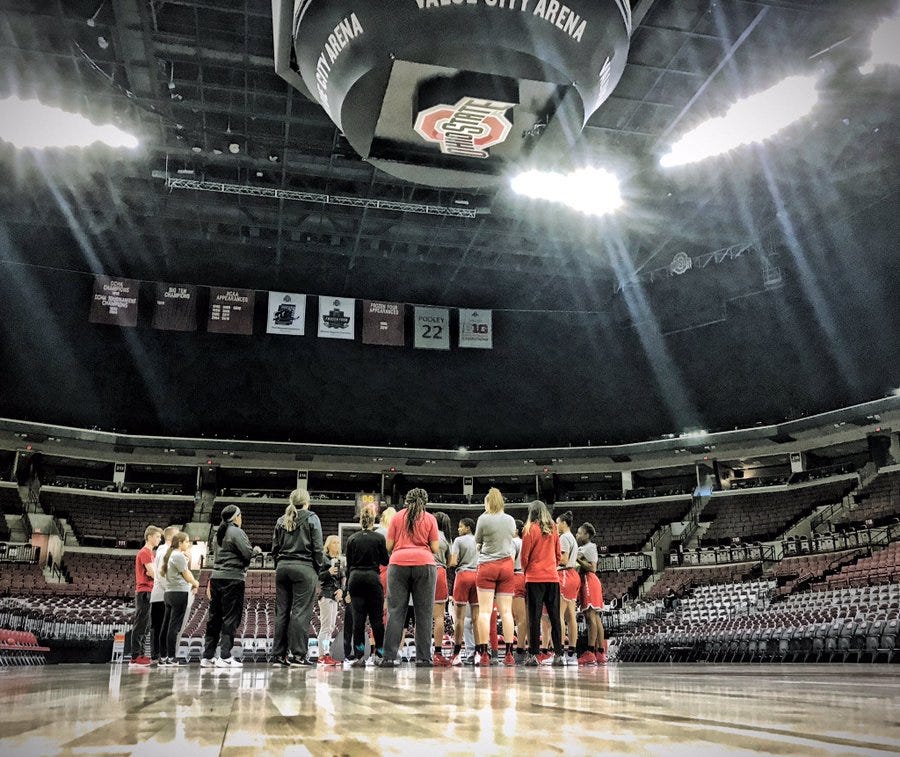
top-left (200, 658), bottom-right (217, 668)
top-left (566, 654), bottom-right (578, 666)
top-left (215, 657), bottom-right (242, 668)
top-left (450, 653), bottom-right (462, 667)
top-left (365, 656), bottom-right (376, 668)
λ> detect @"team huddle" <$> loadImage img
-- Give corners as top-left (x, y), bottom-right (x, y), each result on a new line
top-left (127, 487), bottom-right (607, 668)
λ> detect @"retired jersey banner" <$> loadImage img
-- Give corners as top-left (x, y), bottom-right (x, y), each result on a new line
top-left (414, 306), bottom-right (450, 350)
top-left (89, 276), bottom-right (139, 327)
top-left (266, 291), bottom-right (306, 336)
top-left (207, 287), bottom-right (255, 335)
top-left (458, 308), bottom-right (493, 349)
top-left (362, 300), bottom-right (404, 346)
top-left (318, 296), bottom-right (355, 340)
top-left (151, 283), bottom-right (197, 332)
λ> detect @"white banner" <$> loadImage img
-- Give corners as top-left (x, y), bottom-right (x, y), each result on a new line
top-left (266, 291), bottom-right (306, 335)
top-left (458, 308), bottom-right (493, 349)
top-left (318, 296), bottom-right (355, 340)
top-left (414, 306), bottom-right (450, 350)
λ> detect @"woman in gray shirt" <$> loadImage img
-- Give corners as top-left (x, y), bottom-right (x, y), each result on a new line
top-left (159, 531), bottom-right (199, 666)
top-left (474, 488), bottom-right (517, 666)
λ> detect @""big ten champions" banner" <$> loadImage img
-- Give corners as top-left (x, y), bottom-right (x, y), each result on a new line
top-left (458, 308), bottom-right (493, 349)
top-left (318, 296), bottom-right (356, 340)
top-left (151, 283), bottom-right (197, 332)
top-left (414, 306), bottom-right (450, 350)
top-left (266, 292), bottom-right (307, 336)
top-left (362, 300), bottom-right (404, 346)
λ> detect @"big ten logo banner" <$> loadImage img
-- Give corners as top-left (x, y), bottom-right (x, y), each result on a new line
top-left (207, 287), bottom-right (256, 335)
top-left (355, 492), bottom-right (381, 518)
top-left (318, 296), bottom-right (356, 340)
top-left (151, 283), bottom-right (197, 332)
top-left (362, 300), bottom-right (405, 346)
top-left (458, 308), bottom-right (493, 349)
top-left (266, 291), bottom-right (307, 336)
top-left (89, 276), bottom-right (139, 327)
top-left (414, 306), bottom-right (450, 350)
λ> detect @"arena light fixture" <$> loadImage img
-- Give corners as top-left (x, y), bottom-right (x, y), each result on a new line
top-left (0, 95), bottom-right (138, 150)
top-left (659, 75), bottom-right (820, 168)
top-left (860, 6), bottom-right (900, 74)
top-left (511, 167), bottom-right (622, 217)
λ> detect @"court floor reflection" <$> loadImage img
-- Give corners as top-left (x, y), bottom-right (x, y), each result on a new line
top-left (0, 664), bottom-right (898, 755)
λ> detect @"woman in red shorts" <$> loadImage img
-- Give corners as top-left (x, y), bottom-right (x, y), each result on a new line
top-left (474, 488), bottom-right (517, 666)
top-left (512, 519), bottom-right (527, 660)
top-left (576, 521), bottom-right (607, 664)
top-left (448, 517), bottom-right (479, 666)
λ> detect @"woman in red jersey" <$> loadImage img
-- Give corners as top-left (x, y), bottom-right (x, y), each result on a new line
top-left (576, 522), bottom-right (607, 665)
top-left (519, 500), bottom-right (564, 666)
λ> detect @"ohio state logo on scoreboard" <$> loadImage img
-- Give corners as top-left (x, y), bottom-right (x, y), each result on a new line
top-left (413, 97), bottom-right (514, 159)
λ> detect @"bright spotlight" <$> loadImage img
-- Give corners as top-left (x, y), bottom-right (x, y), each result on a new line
top-left (860, 7), bottom-right (900, 74)
top-left (511, 167), bottom-right (622, 216)
top-left (0, 95), bottom-right (139, 150)
top-left (660, 75), bottom-right (820, 168)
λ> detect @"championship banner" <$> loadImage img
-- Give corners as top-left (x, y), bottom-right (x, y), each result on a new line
top-left (414, 306), bottom-right (450, 350)
top-left (151, 283), bottom-right (197, 332)
top-left (362, 300), bottom-right (404, 346)
top-left (458, 308), bottom-right (493, 349)
top-left (266, 291), bottom-right (306, 336)
top-left (207, 287), bottom-right (255, 335)
top-left (318, 296), bottom-right (355, 340)
top-left (89, 276), bottom-right (139, 327)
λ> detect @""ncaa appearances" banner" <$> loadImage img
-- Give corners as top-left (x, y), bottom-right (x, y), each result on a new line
top-left (89, 276), bottom-right (139, 327)
top-left (266, 292), bottom-right (306, 336)
top-left (458, 308), bottom-right (493, 349)
top-left (362, 300), bottom-right (404, 346)
top-left (318, 296), bottom-right (355, 340)
top-left (414, 306), bottom-right (450, 350)
top-left (207, 287), bottom-right (255, 335)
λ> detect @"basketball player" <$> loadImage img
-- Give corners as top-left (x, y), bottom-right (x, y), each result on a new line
top-left (556, 510), bottom-right (580, 665)
top-left (449, 517), bottom-right (479, 665)
top-left (520, 500), bottom-right (564, 666)
top-left (576, 522), bottom-right (607, 665)
top-left (431, 511), bottom-right (453, 666)
top-left (512, 519), bottom-right (527, 661)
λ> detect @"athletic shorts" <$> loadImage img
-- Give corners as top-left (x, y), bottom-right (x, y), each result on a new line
top-left (452, 570), bottom-right (479, 606)
top-left (379, 565), bottom-right (388, 598)
top-left (513, 572), bottom-right (526, 599)
top-left (476, 557), bottom-right (515, 595)
top-left (559, 568), bottom-right (579, 602)
top-left (434, 565), bottom-right (448, 603)
top-left (579, 572), bottom-right (604, 610)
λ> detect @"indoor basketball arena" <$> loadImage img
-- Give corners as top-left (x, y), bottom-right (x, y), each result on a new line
top-left (0, 0), bottom-right (898, 754)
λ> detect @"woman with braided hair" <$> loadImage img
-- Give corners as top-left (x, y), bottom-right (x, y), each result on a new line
top-left (380, 488), bottom-right (440, 667)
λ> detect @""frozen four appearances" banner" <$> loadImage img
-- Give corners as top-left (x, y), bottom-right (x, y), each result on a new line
top-left (266, 292), bottom-right (306, 336)
top-left (362, 300), bottom-right (404, 346)
top-left (151, 283), bottom-right (197, 332)
top-left (414, 306), bottom-right (450, 350)
top-left (89, 276), bottom-right (139, 327)
top-left (318, 296), bottom-right (355, 340)
top-left (458, 308), bottom-right (493, 349)
top-left (207, 287), bottom-right (255, 335)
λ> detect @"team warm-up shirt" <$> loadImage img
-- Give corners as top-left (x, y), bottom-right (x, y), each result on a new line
top-left (387, 508), bottom-right (439, 566)
top-left (475, 512), bottom-right (516, 564)
top-left (451, 533), bottom-right (478, 571)
top-left (164, 550), bottom-right (192, 593)
top-left (512, 536), bottom-right (523, 572)
top-left (135, 545), bottom-right (154, 593)
top-left (150, 543), bottom-right (170, 602)
top-left (578, 541), bottom-right (599, 571)
top-left (559, 532), bottom-right (578, 569)
top-left (435, 533), bottom-right (450, 567)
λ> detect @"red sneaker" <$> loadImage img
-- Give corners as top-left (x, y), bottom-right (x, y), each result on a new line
top-left (479, 652), bottom-right (492, 667)
top-left (577, 652), bottom-right (597, 666)
top-left (318, 654), bottom-right (341, 666)
top-left (535, 652), bottom-right (554, 666)
top-left (129, 656), bottom-right (151, 667)
top-left (433, 653), bottom-right (452, 667)
top-left (503, 652), bottom-right (516, 667)
top-left (595, 651), bottom-right (608, 664)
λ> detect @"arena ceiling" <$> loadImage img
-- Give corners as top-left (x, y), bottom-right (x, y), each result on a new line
top-left (0, 0), bottom-right (897, 448)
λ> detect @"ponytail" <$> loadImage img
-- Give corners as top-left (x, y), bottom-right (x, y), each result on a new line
top-left (485, 487), bottom-right (504, 514)
top-left (216, 505), bottom-right (240, 546)
top-left (404, 488), bottom-right (428, 535)
top-left (283, 502), bottom-right (298, 532)
top-left (360, 506), bottom-right (375, 530)
top-left (161, 532), bottom-right (190, 578)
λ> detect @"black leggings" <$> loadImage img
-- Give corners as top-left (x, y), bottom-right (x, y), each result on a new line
top-left (348, 570), bottom-right (385, 657)
top-left (150, 600), bottom-right (166, 659)
top-left (162, 591), bottom-right (190, 659)
top-left (204, 579), bottom-right (245, 660)
top-left (526, 582), bottom-right (563, 655)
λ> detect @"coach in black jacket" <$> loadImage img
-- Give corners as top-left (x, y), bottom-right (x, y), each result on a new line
top-left (271, 488), bottom-right (325, 665)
